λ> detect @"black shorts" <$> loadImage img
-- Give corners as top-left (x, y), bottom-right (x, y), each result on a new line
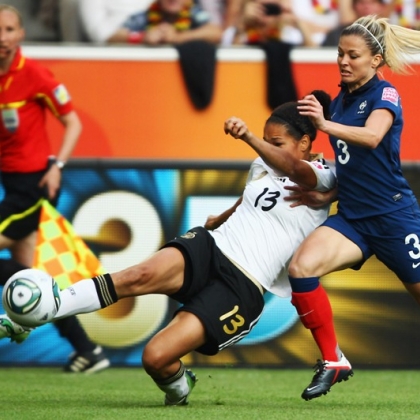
top-left (0, 171), bottom-right (50, 240)
top-left (162, 227), bottom-right (265, 356)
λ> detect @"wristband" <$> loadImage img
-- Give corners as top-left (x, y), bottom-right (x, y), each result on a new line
top-left (128, 31), bottom-right (144, 44)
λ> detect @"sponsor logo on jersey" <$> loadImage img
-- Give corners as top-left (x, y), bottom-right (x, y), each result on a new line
top-left (381, 87), bottom-right (399, 106)
top-left (180, 231), bottom-right (196, 239)
top-left (273, 177), bottom-right (288, 183)
top-left (357, 100), bottom-right (367, 114)
top-left (53, 84), bottom-right (71, 105)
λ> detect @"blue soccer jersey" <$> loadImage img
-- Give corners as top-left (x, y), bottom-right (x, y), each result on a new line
top-left (330, 75), bottom-right (417, 219)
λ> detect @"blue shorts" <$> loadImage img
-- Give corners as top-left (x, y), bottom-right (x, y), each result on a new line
top-left (322, 203), bottom-right (420, 284)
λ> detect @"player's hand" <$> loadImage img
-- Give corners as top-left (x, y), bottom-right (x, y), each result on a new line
top-left (224, 117), bottom-right (253, 142)
top-left (284, 185), bottom-right (335, 208)
top-left (297, 94), bottom-right (326, 130)
top-left (204, 215), bottom-right (220, 230)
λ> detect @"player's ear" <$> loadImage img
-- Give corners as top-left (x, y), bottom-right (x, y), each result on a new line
top-left (372, 53), bottom-right (382, 69)
top-left (299, 135), bottom-right (311, 152)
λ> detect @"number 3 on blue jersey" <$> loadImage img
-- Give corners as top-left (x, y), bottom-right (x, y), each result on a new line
top-left (337, 139), bottom-right (350, 165)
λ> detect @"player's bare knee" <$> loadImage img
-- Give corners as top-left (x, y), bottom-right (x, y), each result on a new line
top-left (289, 257), bottom-right (312, 278)
top-left (142, 343), bottom-right (168, 375)
top-left (290, 257), bottom-right (324, 277)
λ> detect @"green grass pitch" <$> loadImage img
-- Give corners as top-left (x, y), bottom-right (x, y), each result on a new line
top-left (2, 367), bottom-right (420, 420)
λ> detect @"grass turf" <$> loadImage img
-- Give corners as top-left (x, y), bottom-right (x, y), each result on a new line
top-left (1, 367), bottom-right (420, 420)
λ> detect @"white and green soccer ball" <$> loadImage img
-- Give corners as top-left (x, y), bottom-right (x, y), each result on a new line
top-left (2, 268), bottom-right (61, 327)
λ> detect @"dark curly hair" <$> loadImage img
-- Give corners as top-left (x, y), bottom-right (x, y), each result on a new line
top-left (266, 90), bottom-right (331, 142)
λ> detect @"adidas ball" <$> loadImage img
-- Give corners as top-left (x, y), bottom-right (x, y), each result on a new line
top-left (2, 268), bottom-right (61, 328)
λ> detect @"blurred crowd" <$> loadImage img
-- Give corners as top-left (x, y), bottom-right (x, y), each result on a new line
top-left (7, 0), bottom-right (420, 47)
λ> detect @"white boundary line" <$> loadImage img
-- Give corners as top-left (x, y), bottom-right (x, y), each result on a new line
top-left (21, 44), bottom-right (420, 63)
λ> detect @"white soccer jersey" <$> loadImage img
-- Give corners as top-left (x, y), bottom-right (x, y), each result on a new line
top-left (210, 157), bottom-right (336, 297)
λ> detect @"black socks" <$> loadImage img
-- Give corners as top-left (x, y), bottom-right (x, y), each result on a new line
top-left (92, 273), bottom-right (118, 308)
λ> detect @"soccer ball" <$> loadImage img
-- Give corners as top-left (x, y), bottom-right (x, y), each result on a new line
top-left (2, 268), bottom-right (61, 328)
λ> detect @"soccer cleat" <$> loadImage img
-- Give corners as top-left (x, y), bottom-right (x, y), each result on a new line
top-left (302, 353), bottom-right (354, 401)
top-left (0, 314), bottom-right (32, 344)
top-left (64, 345), bottom-right (110, 374)
top-left (164, 369), bottom-right (198, 406)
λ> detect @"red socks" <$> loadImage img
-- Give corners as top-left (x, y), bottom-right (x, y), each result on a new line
top-left (291, 285), bottom-right (339, 361)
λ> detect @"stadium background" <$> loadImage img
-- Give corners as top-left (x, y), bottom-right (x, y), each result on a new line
top-left (0, 46), bottom-right (420, 368)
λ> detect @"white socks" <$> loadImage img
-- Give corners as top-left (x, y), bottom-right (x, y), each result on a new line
top-left (154, 363), bottom-right (190, 402)
top-left (157, 372), bottom-right (190, 402)
top-left (54, 279), bottom-right (101, 319)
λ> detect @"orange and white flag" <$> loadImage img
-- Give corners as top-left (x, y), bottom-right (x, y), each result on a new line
top-left (34, 201), bottom-right (105, 290)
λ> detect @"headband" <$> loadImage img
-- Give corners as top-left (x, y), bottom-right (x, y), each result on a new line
top-left (352, 23), bottom-right (384, 54)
